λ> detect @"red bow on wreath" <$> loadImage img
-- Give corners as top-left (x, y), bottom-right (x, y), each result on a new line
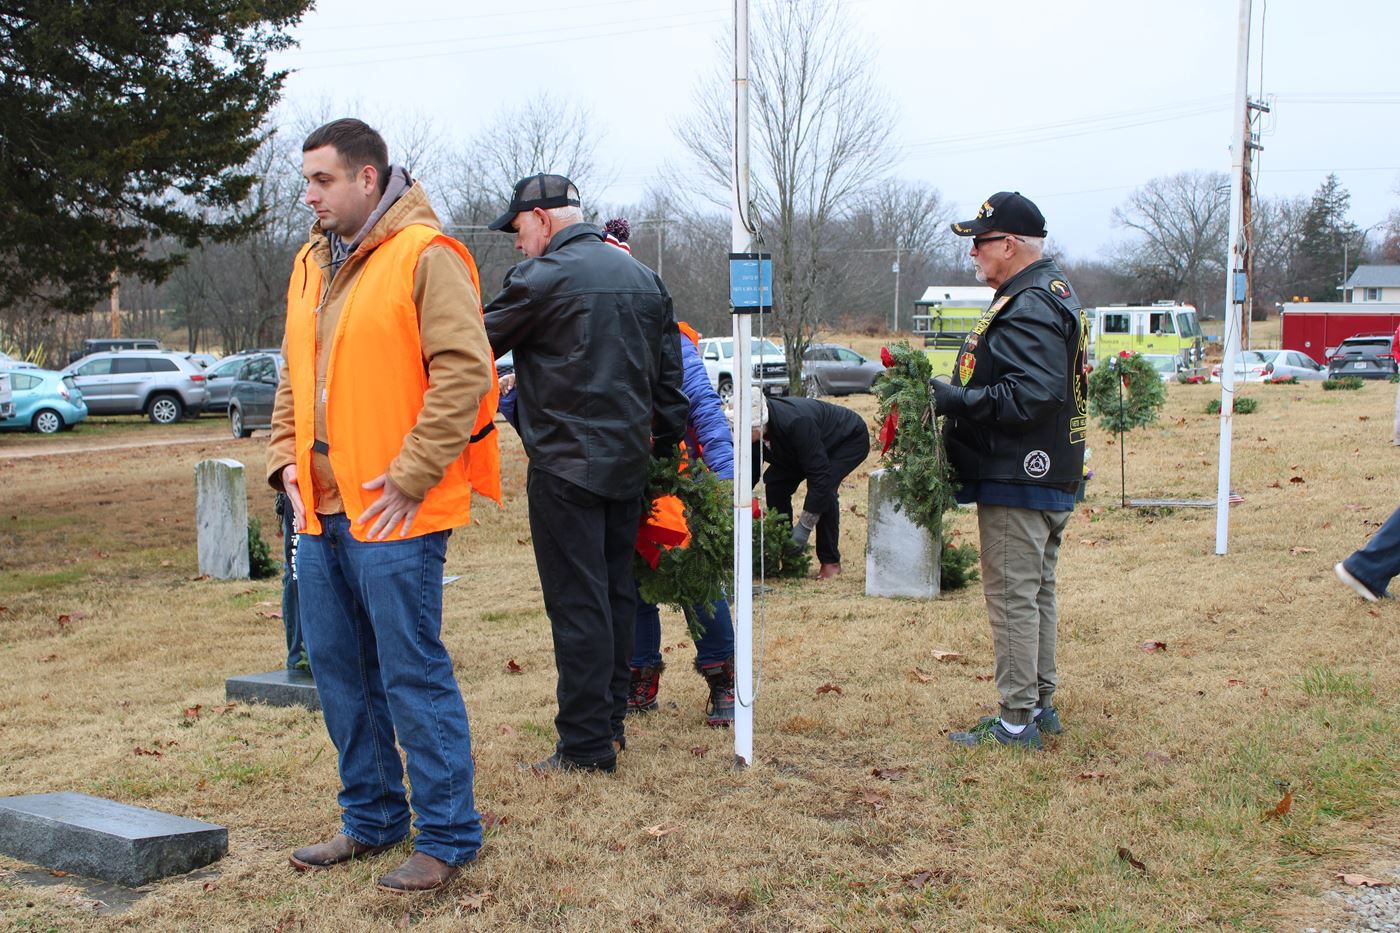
top-left (879, 402), bottom-right (898, 455)
top-left (880, 346), bottom-right (895, 368)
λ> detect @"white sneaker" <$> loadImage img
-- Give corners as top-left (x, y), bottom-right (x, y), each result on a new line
top-left (1335, 562), bottom-right (1381, 602)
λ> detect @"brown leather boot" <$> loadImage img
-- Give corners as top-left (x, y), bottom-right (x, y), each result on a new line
top-left (817, 562), bottom-right (842, 580)
top-left (376, 851), bottom-right (461, 894)
top-left (289, 833), bottom-right (400, 871)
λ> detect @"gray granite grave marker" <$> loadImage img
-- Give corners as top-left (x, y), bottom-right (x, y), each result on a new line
top-left (865, 468), bottom-right (941, 599)
top-left (195, 458), bottom-right (249, 579)
top-left (225, 669), bottom-right (320, 710)
top-left (0, 792), bottom-right (226, 887)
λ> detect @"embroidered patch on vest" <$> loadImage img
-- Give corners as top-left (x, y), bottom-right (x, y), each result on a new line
top-left (1023, 450), bottom-right (1051, 478)
top-left (1049, 279), bottom-right (1071, 299)
top-left (958, 351), bottom-right (975, 386)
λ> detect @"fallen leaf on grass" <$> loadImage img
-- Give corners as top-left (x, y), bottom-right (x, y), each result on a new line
top-left (974, 673), bottom-right (993, 682)
top-left (515, 537), bottom-right (530, 546)
top-left (496, 723), bottom-right (518, 736)
top-left (1345, 504), bottom-right (1370, 512)
top-left (1359, 415), bottom-right (1371, 422)
top-left (1117, 847), bottom-right (1147, 873)
top-left (255, 609), bottom-right (282, 620)
top-left (1268, 480), bottom-right (1282, 489)
top-left (1289, 546), bottom-right (1316, 556)
top-left (1262, 789), bottom-right (1293, 820)
top-left (211, 703), bottom-right (237, 715)
top-left (1079, 539), bottom-right (1100, 547)
top-left (645, 822), bottom-right (682, 838)
top-left (133, 747), bottom-right (163, 758)
top-left (56, 611), bottom-right (86, 627)
top-left (931, 650), bottom-right (963, 663)
top-left (904, 869), bottom-right (949, 889)
top-left (908, 669), bottom-right (933, 684)
top-left (481, 811), bottom-right (508, 832)
top-left (815, 683), bottom-right (843, 697)
top-left (455, 891), bottom-right (496, 912)
top-left (1077, 771), bottom-right (1110, 781)
top-left (1337, 873), bottom-right (1389, 887)
top-left (202, 881), bottom-right (217, 893)
top-left (1289, 476), bottom-right (1305, 484)
top-left (690, 745), bottom-right (709, 757)
top-left (854, 790), bottom-right (888, 813)
top-left (188, 574), bottom-right (210, 582)
top-left (1145, 750), bottom-right (1173, 766)
top-left (1227, 679), bottom-right (1246, 687)
top-left (183, 705), bottom-right (202, 721)
top-left (39, 654), bottom-right (58, 663)
top-left (872, 767), bottom-right (907, 781)
top-left (49, 869), bottom-right (68, 877)
top-left (1140, 640), bottom-right (1168, 652)
top-left (505, 659), bottom-right (523, 674)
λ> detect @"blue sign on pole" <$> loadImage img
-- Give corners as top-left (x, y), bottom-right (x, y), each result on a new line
top-left (729, 253), bottom-right (773, 313)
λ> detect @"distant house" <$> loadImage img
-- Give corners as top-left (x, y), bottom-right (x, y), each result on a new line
top-left (1343, 265), bottom-right (1400, 303)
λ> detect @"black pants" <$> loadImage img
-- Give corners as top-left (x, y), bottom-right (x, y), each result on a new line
top-left (526, 467), bottom-right (641, 766)
top-left (765, 429), bottom-right (870, 565)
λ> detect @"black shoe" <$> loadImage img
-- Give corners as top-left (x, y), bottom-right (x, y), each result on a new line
top-left (949, 718), bottom-right (1043, 750)
top-left (520, 751), bottom-right (616, 773)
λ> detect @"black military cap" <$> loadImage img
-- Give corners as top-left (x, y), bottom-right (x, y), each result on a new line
top-left (488, 173), bottom-right (582, 233)
top-left (950, 191), bottom-right (1047, 238)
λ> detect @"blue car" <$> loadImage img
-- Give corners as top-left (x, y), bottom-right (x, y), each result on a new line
top-left (0, 368), bottom-right (88, 433)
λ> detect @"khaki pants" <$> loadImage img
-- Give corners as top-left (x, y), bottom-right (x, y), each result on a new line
top-left (977, 504), bottom-right (1072, 725)
top-left (1392, 380), bottom-right (1400, 446)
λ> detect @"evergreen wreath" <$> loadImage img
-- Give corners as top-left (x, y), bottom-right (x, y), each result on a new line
top-left (871, 342), bottom-right (978, 590)
top-left (1088, 351), bottom-right (1166, 433)
top-left (634, 453), bottom-right (808, 640)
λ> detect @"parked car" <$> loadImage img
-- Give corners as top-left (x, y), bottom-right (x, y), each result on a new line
top-left (0, 370), bottom-right (11, 421)
top-left (1327, 335), bottom-right (1396, 380)
top-left (0, 368), bottom-right (87, 433)
top-left (1210, 350), bottom-right (1270, 383)
top-left (0, 350), bottom-right (40, 371)
top-left (203, 352), bottom-right (268, 411)
top-left (1259, 349), bottom-right (1326, 381)
top-left (696, 337), bottom-right (788, 403)
top-left (228, 353), bottom-right (283, 438)
top-left (801, 343), bottom-right (883, 396)
top-left (1142, 353), bottom-right (1187, 382)
top-left (66, 337), bottom-right (161, 365)
top-left (61, 350), bottom-right (208, 424)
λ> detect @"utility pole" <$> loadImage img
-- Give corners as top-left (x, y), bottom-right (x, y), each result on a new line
top-left (1241, 97), bottom-right (1269, 349)
top-left (109, 269), bottom-right (121, 338)
top-left (1215, 0), bottom-right (1252, 556)
top-left (891, 241), bottom-right (901, 333)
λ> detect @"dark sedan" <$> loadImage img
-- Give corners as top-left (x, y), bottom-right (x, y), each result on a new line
top-left (228, 353), bottom-right (283, 438)
top-left (801, 343), bottom-right (883, 397)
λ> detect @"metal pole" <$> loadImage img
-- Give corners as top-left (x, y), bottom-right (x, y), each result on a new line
top-left (891, 242), bottom-right (901, 333)
top-left (1215, 0), bottom-right (1252, 555)
top-left (731, 0), bottom-right (755, 768)
top-left (1118, 365), bottom-right (1127, 508)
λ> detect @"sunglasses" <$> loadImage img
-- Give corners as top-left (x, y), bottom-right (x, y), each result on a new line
top-left (971, 234), bottom-right (1018, 249)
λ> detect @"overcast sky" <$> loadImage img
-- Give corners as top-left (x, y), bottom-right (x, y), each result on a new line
top-left (269, 0), bottom-right (1400, 260)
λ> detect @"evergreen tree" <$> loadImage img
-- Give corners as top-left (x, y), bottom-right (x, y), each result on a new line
top-left (0, 0), bottom-right (311, 314)
top-left (1294, 174), bottom-right (1360, 302)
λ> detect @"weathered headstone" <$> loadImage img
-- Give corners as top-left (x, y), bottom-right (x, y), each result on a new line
top-left (225, 669), bottom-right (320, 711)
top-left (195, 458), bottom-right (249, 579)
top-left (865, 468), bottom-right (941, 599)
top-left (0, 792), bottom-right (226, 887)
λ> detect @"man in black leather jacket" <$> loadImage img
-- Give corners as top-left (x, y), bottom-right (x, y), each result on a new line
top-left (484, 174), bottom-right (688, 772)
top-left (929, 191), bottom-right (1088, 751)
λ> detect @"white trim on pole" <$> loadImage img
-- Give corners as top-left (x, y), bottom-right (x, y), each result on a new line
top-left (1215, 0), bottom-right (1252, 555)
top-left (731, 0), bottom-right (755, 768)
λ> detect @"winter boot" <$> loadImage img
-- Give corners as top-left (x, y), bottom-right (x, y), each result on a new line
top-left (696, 658), bottom-right (735, 728)
top-left (627, 662), bottom-right (664, 715)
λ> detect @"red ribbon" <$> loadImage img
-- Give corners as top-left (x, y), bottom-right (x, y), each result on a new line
top-left (879, 402), bottom-right (898, 455)
top-left (880, 346), bottom-right (895, 368)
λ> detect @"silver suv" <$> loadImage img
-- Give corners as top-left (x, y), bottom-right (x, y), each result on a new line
top-left (62, 351), bottom-right (209, 424)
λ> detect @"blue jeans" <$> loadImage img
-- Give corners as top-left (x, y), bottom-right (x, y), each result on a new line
top-left (296, 513), bottom-right (480, 866)
top-left (1343, 504), bottom-right (1400, 597)
top-left (631, 589), bottom-right (735, 668)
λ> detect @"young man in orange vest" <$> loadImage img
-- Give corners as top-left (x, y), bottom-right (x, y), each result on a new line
top-left (267, 119), bottom-right (500, 893)
top-left (484, 176), bottom-right (688, 772)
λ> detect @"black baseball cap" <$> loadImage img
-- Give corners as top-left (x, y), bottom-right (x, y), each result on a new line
top-left (488, 173), bottom-right (581, 232)
top-left (950, 191), bottom-right (1047, 238)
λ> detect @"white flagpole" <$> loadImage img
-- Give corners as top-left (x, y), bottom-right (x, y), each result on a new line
top-left (731, 0), bottom-right (755, 767)
top-left (1215, 0), bottom-right (1252, 554)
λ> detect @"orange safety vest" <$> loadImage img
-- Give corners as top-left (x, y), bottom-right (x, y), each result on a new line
top-left (284, 224), bottom-right (500, 541)
top-left (635, 322), bottom-right (704, 568)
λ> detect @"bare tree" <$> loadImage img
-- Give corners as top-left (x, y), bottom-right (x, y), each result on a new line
top-left (1111, 170), bottom-right (1229, 313)
top-left (676, 0), bottom-right (896, 389)
top-left (1249, 194), bottom-right (1309, 314)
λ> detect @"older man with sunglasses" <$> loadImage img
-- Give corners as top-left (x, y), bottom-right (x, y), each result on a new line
top-left (929, 192), bottom-right (1089, 750)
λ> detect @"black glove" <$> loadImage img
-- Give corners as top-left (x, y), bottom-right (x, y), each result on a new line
top-left (651, 437), bottom-right (681, 460)
top-left (929, 378), bottom-right (964, 416)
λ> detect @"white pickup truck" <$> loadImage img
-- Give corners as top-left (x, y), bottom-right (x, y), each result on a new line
top-left (695, 336), bottom-right (789, 404)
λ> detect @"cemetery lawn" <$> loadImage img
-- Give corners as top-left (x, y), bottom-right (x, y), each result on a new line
top-left (1, 345), bottom-right (1399, 931)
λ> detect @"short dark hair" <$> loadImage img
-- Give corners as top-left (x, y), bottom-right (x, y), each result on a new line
top-left (302, 119), bottom-right (389, 190)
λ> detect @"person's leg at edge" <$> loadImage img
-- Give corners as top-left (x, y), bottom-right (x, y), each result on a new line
top-left (527, 468), bottom-right (618, 767)
top-left (338, 525), bottom-right (480, 867)
top-left (1342, 503), bottom-right (1400, 597)
top-left (604, 495), bottom-right (642, 747)
top-left (815, 430), bottom-right (869, 571)
top-left (295, 514), bottom-right (410, 848)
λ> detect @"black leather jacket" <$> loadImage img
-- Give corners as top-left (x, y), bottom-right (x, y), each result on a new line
top-left (936, 258), bottom-right (1088, 489)
top-left (483, 223), bottom-right (688, 500)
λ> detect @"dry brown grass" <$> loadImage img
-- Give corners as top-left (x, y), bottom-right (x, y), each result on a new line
top-left (2, 335), bottom-right (1398, 932)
